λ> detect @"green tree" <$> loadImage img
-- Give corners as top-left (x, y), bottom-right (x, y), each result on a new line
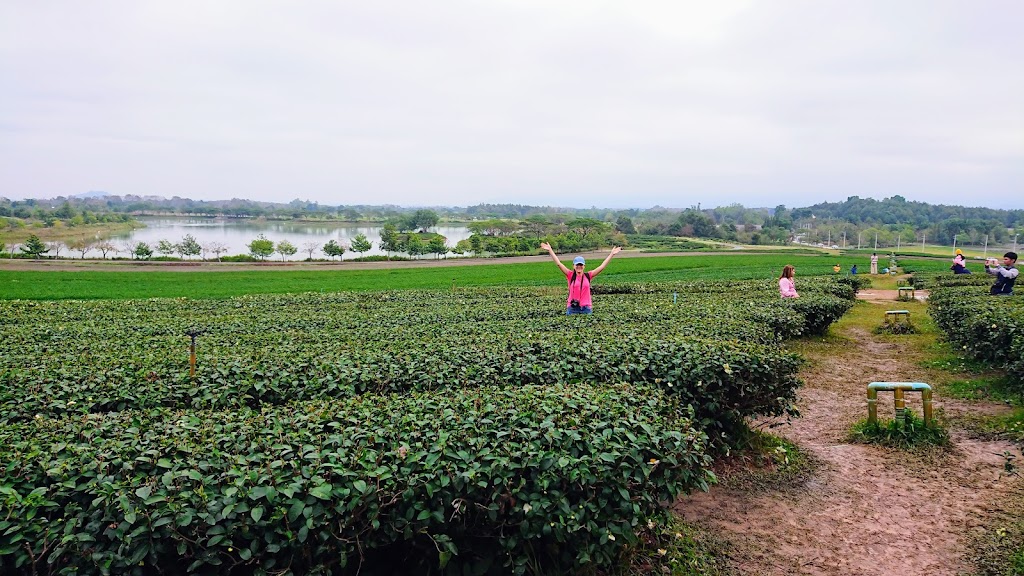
top-left (54, 201), bottom-right (76, 220)
top-left (410, 209), bottom-right (440, 232)
top-left (469, 219), bottom-right (520, 236)
top-left (522, 215), bottom-right (550, 237)
top-left (133, 242), bottom-right (153, 260)
top-left (180, 234), bottom-right (202, 259)
top-left (379, 224), bottom-right (400, 259)
top-left (566, 217), bottom-right (608, 239)
top-left (350, 233), bottom-right (372, 256)
top-left (20, 234), bottom-right (48, 259)
top-left (405, 233), bottom-right (424, 257)
top-left (676, 210), bottom-right (716, 238)
top-left (427, 236), bottom-right (449, 259)
top-left (615, 216), bottom-right (636, 235)
top-left (322, 239), bottom-right (345, 260)
top-left (275, 239), bottom-right (298, 261)
top-left (248, 234), bottom-right (274, 260)
top-left (156, 239), bottom-right (176, 257)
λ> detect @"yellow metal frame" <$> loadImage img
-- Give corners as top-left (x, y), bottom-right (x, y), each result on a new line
top-left (867, 382), bottom-right (933, 427)
top-left (884, 310), bottom-right (910, 324)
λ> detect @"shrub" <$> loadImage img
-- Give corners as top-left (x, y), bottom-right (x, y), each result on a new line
top-left (0, 383), bottom-right (712, 575)
top-left (928, 284), bottom-right (1024, 387)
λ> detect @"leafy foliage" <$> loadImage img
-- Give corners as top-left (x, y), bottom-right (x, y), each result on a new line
top-left (928, 279), bottom-right (1024, 387)
top-left (19, 235), bottom-right (48, 259)
top-left (247, 235), bottom-right (274, 260)
top-left (0, 384), bottom-right (710, 575)
top-left (0, 276), bottom-right (859, 574)
top-left (349, 233), bottom-right (371, 255)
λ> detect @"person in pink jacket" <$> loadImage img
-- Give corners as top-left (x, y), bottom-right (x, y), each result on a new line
top-left (540, 242), bottom-right (622, 314)
top-left (779, 265), bottom-right (799, 298)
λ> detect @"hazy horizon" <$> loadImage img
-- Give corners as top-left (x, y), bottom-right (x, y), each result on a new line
top-left (3, 1), bottom-right (1022, 209)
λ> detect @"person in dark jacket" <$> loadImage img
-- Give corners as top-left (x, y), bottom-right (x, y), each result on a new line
top-left (986, 252), bottom-right (1018, 295)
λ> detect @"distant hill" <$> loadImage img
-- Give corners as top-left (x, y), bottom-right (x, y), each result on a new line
top-left (72, 191), bottom-right (112, 199)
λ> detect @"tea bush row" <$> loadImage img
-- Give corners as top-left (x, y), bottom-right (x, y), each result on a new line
top-left (1, 334), bottom-right (802, 445)
top-left (0, 383), bottom-right (711, 575)
top-left (928, 283), bottom-right (1024, 385)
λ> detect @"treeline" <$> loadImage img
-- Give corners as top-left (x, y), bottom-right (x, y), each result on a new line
top-left (794, 195), bottom-right (1023, 246)
top-left (0, 200), bottom-right (134, 228)
top-left (4, 194), bottom-right (1021, 249)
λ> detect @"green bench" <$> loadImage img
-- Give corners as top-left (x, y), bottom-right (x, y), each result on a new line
top-left (885, 310), bottom-right (910, 324)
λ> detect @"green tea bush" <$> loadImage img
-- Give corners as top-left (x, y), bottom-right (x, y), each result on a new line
top-left (0, 384), bottom-right (711, 575)
top-left (0, 282), bottom-right (838, 432)
top-left (0, 335), bottom-right (801, 445)
top-left (928, 284), bottom-right (1024, 386)
top-left (911, 272), bottom-right (991, 290)
top-left (0, 278), bottom-right (860, 574)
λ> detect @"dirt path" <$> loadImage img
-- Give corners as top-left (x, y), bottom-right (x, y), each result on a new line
top-left (0, 249), bottom-right (732, 272)
top-left (675, 298), bottom-right (1022, 575)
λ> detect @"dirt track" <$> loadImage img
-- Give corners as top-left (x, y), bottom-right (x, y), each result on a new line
top-left (676, 297), bottom-right (1022, 576)
top-left (0, 249), bottom-right (721, 272)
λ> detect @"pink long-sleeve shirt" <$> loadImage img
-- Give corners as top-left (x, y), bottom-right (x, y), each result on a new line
top-left (779, 277), bottom-right (798, 298)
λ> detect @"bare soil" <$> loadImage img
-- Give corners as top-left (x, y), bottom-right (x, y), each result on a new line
top-left (856, 288), bottom-right (930, 303)
top-left (0, 249), bottom-right (712, 272)
top-left (675, 298), bottom-right (1022, 575)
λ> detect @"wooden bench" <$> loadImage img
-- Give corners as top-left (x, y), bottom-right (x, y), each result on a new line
top-left (884, 310), bottom-right (910, 323)
top-left (897, 286), bottom-right (915, 300)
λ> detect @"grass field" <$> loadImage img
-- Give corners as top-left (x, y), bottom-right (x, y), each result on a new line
top-left (0, 253), bottom-right (956, 300)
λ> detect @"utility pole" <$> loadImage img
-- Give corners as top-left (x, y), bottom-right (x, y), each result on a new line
top-left (984, 235), bottom-right (989, 259)
top-left (953, 234), bottom-right (957, 252)
top-left (922, 232), bottom-right (926, 252)
top-left (858, 231), bottom-right (862, 250)
top-left (843, 231), bottom-right (847, 248)
top-left (897, 234), bottom-right (901, 251)
top-left (1014, 234), bottom-right (1019, 253)
top-left (874, 232), bottom-right (878, 250)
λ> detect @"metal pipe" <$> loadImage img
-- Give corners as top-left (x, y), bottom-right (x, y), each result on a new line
top-left (867, 387), bottom-right (878, 424)
top-left (185, 328), bottom-right (207, 379)
top-left (894, 388), bottom-right (906, 428)
top-left (866, 382), bottom-right (933, 427)
top-left (922, 387), bottom-right (933, 425)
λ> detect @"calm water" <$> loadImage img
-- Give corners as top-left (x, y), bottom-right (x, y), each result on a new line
top-left (91, 217), bottom-right (474, 260)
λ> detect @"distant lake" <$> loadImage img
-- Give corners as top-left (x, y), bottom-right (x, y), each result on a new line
top-left (95, 217), bottom-right (474, 260)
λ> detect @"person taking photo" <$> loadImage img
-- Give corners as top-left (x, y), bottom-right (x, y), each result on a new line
top-left (986, 251), bottom-right (1018, 296)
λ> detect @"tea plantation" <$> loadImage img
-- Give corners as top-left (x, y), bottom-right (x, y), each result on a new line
top-left (926, 274), bottom-right (1024, 385)
top-left (0, 276), bottom-right (861, 575)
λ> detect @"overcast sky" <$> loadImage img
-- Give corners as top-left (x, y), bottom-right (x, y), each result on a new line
top-left (2, 1), bottom-right (1022, 209)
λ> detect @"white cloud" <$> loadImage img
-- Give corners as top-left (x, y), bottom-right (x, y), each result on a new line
top-left (1, 0), bottom-right (1021, 208)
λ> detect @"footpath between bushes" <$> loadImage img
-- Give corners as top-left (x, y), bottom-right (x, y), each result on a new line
top-left (675, 285), bottom-right (1024, 576)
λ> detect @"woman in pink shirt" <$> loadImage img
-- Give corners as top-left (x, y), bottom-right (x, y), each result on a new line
top-left (779, 265), bottom-right (799, 298)
top-left (540, 242), bottom-right (622, 314)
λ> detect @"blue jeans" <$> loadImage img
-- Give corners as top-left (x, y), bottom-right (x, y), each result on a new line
top-left (566, 305), bottom-right (593, 315)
